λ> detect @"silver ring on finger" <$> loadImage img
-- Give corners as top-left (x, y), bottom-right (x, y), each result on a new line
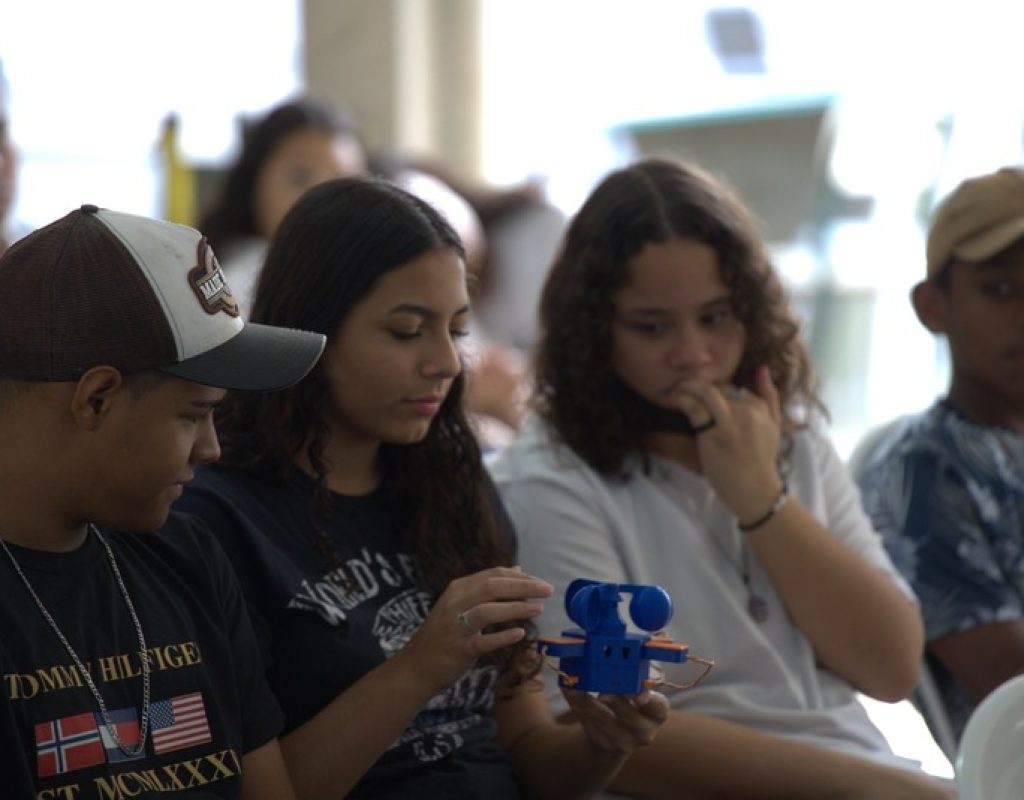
top-left (456, 609), bottom-right (474, 632)
top-left (725, 385), bottom-right (745, 401)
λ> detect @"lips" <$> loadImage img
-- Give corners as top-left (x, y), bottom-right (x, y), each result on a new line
top-left (404, 395), bottom-right (445, 416)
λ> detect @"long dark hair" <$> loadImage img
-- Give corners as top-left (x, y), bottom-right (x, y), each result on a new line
top-left (534, 157), bottom-right (824, 476)
top-left (215, 176), bottom-right (536, 688)
top-left (199, 97), bottom-right (362, 252)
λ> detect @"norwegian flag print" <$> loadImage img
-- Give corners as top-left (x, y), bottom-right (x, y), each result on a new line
top-left (35, 711), bottom-right (105, 778)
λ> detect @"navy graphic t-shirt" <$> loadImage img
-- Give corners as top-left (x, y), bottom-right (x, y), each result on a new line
top-left (175, 465), bottom-right (522, 799)
top-left (0, 514), bottom-right (283, 799)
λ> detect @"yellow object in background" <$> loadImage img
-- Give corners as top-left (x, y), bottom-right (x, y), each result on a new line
top-left (160, 113), bottom-right (196, 226)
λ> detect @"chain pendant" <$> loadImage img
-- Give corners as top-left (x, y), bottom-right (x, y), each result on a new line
top-left (0, 526), bottom-right (151, 756)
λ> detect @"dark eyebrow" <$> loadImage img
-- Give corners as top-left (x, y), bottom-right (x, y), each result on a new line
top-left (700, 297), bottom-right (732, 310)
top-left (619, 308), bottom-right (672, 318)
top-left (387, 303), bottom-right (471, 319)
top-left (189, 399), bottom-right (222, 410)
top-left (619, 296), bottom-right (731, 317)
top-left (975, 259), bottom-right (1023, 274)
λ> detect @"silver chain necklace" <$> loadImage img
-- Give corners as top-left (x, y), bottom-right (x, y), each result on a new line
top-left (0, 525), bottom-right (151, 756)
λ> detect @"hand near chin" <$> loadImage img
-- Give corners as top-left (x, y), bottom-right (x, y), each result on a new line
top-left (399, 566), bottom-right (552, 697)
top-left (672, 365), bottom-right (784, 517)
top-left (560, 687), bottom-right (669, 753)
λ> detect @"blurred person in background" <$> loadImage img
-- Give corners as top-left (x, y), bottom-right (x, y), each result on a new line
top-left (199, 95), bottom-right (530, 447)
top-left (0, 58), bottom-right (30, 253)
top-left (199, 97), bottom-right (368, 310)
top-left (857, 166), bottom-right (1024, 745)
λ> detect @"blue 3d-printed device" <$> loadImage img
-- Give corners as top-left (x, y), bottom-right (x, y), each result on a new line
top-left (537, 579), bottom-right (696, 694)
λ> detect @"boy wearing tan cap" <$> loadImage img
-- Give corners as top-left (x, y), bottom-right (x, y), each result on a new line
top-left (0, 205), bottom-right (325, 798)
top-left (857, 166), bottom-right (1024, 743)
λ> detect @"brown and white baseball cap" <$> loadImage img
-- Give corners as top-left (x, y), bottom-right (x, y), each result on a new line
top-left (0, 204), bottom-right (325, 389)
top-left (926, 166), bottom-right (1024, 279)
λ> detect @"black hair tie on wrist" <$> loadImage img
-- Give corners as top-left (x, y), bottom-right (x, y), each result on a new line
top-left (738, 483), bottom-right (789, 532)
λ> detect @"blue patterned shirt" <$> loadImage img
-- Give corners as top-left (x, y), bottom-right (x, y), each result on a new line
top-left (855, 400), bottom-right (1024, 738)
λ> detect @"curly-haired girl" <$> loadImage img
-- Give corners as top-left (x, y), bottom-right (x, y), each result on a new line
top-left (490, 158), bottom-right (953, 798)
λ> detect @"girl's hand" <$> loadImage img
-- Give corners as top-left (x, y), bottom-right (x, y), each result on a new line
top-left (400, 566), bottom-right (552, 697)
top-left (561, 688), bottom-right (669, 753)
top-left (671, 364), bottom-right (784, 521)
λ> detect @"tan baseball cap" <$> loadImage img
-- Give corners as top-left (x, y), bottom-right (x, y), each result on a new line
top-left (926, 167), bottom-right (1024, 279)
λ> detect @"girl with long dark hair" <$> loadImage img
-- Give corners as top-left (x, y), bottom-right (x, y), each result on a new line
top-left (176, 175), bottom-right (666, 799)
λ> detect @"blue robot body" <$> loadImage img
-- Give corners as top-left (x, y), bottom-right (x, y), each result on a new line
top-left (538, 580), bottom-right (690, 694)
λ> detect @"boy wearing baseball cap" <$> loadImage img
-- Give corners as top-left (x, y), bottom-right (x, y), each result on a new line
top-left (857, 166), bottom-right (1024, 743)
top-left (0, 205), bottom-right (325, 798)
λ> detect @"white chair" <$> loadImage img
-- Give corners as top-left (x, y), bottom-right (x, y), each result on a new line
top-left (955, 674), bottom-right (1024, 800)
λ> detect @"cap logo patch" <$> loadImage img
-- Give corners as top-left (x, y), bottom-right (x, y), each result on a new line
top-left (188, 238), bottom-right (239, 317)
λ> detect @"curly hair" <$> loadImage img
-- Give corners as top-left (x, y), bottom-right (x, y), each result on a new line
top-left (534, 157), bottom-right (824, 476)
top-left (214, 176), bottom-right (537, 691)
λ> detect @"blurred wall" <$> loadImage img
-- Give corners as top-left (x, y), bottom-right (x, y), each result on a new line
top-left (304, 0), bottom-right (483, 179)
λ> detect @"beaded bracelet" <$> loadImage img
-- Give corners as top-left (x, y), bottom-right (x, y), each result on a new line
top-left (738, 482), bottom-right (789, 532)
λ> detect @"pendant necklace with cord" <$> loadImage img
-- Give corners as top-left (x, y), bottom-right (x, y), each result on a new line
top-left (0, 524), bottom-right (151, 756)
top-left (670, 467), bottom-right (771, 624)
top-left (706, 526), bottom-right (769, 623)
top-left (681, 474), bottom-right (770, 623)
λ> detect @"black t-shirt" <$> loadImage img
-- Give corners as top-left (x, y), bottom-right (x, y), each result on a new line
top-left (0, 513), bottom-right (283, 799)
top-left (175, 465), bottom-right (522, 799)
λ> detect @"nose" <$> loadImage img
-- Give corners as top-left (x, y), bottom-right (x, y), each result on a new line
top-left (666, 324), bottom-right (712, 371)
top-left (192, 415), bottom-right (222, 466)
top-left (422, 332), bottom-right (463, 380)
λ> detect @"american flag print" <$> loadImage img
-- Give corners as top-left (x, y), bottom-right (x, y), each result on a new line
top-left (35, 711), bottom-right (105, 778)
top-left (150, 692), bottom-right (212, 755)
